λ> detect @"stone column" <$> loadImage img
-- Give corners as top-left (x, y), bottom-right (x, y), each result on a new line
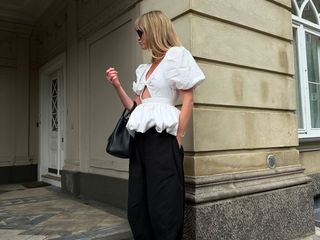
top-left (60, 0), bottom-right (81, 196)
top-left (64, 0), bottom-right (80, 172)
top-left (139, 0), bottom-right (314, 239)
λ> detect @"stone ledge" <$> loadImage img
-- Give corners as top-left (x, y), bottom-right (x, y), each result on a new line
top-left (185, 165), bottom-right (311, 203)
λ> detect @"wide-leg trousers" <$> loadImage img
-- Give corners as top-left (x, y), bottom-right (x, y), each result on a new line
top-left (128, 128), bottom-right (185, 240)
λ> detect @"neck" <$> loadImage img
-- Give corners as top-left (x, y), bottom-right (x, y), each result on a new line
top-left (151, 50), bottom-right (164, 63)
top-left (152, 59), bottom-right (161, 64)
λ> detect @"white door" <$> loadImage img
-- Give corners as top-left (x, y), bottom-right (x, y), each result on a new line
top-left (48, 71), bottom-right (64, 177)
top-left (39, 54), bottom-right (65, 187)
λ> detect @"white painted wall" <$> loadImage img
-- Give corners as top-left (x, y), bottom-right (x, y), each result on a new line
top-left (0, 67), bottom-right (15, 167)
top-left (78, 10), bottom-right (141, 179)
top-left (0, 32), bottom-right (30, 168)
top-left (31, 1), bottom-right (141, 179)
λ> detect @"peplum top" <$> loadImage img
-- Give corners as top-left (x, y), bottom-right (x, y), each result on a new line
top-left (126, 46), bottom-right (205, 137)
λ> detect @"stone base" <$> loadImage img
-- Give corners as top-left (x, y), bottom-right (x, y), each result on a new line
top-left (61, 170), bottom-right (128, 209)
top-left (184, 184), bottom-right (314, 240)
top-left (308, 173), bottom-right (320, 197)
top-left (0, 164), bottom-right (37, 184)
top-left (308, 173), bottom-right (320, 227)
top-left (61, 170), bottom-right (80, 196)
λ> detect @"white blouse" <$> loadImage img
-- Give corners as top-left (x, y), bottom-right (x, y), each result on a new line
top-left (126, 46), bottom-right (205, 137)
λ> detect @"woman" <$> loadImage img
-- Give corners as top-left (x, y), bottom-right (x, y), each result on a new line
top-left (106, 10), bottom-right (205, 240)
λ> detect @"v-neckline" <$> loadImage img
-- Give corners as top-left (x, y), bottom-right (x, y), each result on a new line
top-left (145, 62), bottom-right (159, 81)
top-left (144, 50), bottom-right (169, 81)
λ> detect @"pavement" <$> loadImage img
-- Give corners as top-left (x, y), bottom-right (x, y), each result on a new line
top-left (0, 183), bottom-right (133, 240)
top-left (1, 183), bottom-right (320, 240)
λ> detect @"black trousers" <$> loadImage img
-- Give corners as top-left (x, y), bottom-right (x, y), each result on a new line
top-left (128, 128), bottom-right (185, 240)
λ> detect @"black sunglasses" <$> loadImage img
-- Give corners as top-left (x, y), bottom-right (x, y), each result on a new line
top-left (136, 30), bottom-right (143, 38)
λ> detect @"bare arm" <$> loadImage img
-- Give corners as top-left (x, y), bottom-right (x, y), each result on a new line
top-left (106, 67), bottom-right (139, 110)
top-left (176, 88), bottom-right (194, 147)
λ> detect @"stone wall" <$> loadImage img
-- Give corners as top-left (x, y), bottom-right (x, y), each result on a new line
top-left (139, 0), bottom-right (315, 238)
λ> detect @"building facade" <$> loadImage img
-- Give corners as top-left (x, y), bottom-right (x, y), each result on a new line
top-left (0, 0), bottom-right (319, 239)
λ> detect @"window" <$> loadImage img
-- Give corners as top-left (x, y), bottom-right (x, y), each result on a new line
top-left (292, 0), bottom-right (320, 137)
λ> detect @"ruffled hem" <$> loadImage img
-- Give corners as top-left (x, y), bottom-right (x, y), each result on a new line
top-left (126, 101), bottom-right (180, 137)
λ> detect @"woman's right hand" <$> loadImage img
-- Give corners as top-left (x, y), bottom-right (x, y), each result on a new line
top-left (106, 67), bottom-right (121, 88)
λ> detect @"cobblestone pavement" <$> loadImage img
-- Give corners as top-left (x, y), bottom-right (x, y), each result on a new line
top-left (1, 183), bottom-right (320, 240)
top-left (0, 184), bottom-right (133, 240)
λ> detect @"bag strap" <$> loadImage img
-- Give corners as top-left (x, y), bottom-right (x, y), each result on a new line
top-left (129, 101), bottom-right (137, 114)
top-left (123, 101), bottom-right (137, 119)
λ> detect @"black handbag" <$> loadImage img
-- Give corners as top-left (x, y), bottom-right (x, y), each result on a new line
top-left (106, 101), bottom-right (137, 158)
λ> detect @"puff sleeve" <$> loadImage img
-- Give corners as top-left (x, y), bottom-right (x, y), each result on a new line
top-left (132, 64), bottom-right (148, 95)
top-left (166, 47), bottom-right (205, 90)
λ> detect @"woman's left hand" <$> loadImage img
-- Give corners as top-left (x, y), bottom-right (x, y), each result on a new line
top-left (176, 89), bottom-right (193, 149)
top-left (176, 135), bottom-right (182, 148)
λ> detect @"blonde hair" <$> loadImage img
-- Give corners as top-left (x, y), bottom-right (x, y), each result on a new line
top-left (135, 10), bottom-right (181, 62)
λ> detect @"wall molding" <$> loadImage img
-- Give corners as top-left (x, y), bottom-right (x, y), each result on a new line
top-left (0, 155), bottom-right (13, 167)
top-left (0, 57), bottom-right (16, 68)
top-left (78, 0), bottom-right (141, 39)
top-left (0, 16), bottom-right (33, 37)
top-left (13, 156), bottom-right (30, 166)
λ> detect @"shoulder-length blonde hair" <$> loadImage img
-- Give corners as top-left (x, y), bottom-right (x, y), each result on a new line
top-left (135, 10), bottom-right (181, 61)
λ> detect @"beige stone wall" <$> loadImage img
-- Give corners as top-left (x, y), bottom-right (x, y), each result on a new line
top-left (300, 151), bottom-right (320, 174)
top-left (140, 0), bottom-right (299, 178)
top-left (298, 138), bottom-right (320, 175)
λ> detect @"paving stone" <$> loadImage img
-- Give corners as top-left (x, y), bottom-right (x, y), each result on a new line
top-left (0, 185), bottom-right (132, 240)
top-left (1, 184), bottom-right (319, 240)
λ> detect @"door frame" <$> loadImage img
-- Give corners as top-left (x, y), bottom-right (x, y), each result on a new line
top-left (38, 52), bottom-right (66, 187)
